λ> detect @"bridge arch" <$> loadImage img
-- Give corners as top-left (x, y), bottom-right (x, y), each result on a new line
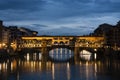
top-left (65, 41), bottom-right (68, 45)
top-left (54, 41), bottom-right (58, 45)
top-left (59, 41), bottom-right (65, 45)
top-left (47, 46), bottom-right (74, 51)
top-left (49, 47), bottom-right (74, 62)
top-left (79, 47), bottom-right (96, 53)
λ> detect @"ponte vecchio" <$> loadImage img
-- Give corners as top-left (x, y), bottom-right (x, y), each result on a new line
top-left (17, 36), bottom-right (104, 56)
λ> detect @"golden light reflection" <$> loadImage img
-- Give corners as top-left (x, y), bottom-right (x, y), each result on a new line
top-left (52, 63), bottom-right (55, 80)
top-left (46, 61), bottom-right (52, 70)
top-left (39, 53), bottom-right (41, 60)
top-left (86, 61), bottom-right (89, 66)
top-left (33, 61), bottom-right (36, 71)
top-left (5, 63), bottom-right (7, 69)
top-left (31, 61), bottom-right (34, 72)
top-left (67, 62), bottom-right (70, 80)
top-left (46, 62), bottom-right (49, 70)
top-left (79, 61), bottom-right (82, 65)
top-left (95, 62), bottom-right (97, 73)
top-left (39, 62), bottom-right (41, 71)
top-left (94, 53), bottom-right (97, 60)
top-left (93, 62), bottom-right (97, 80)
top-left (3, 62), bottom-right (6, 70)
top-left (85, 61), bottom-right (89, 80)
top-left (27, 53), bottom-right (29, 61)
top-left (33, 53), bottom-right (36, 60)
top-left (11, 62), bottom-right (13, 71)
top-left (98, 61), bottom-right (101, 66)
top-left (0, 43), bottom-right (2, 48)
top-left (0, 63), bottom-right (1, 71)
top-left (11, 60), bottom-right (17, 72)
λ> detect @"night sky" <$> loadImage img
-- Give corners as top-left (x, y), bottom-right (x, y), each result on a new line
top-left (0, 0), bottom-right (120, 35)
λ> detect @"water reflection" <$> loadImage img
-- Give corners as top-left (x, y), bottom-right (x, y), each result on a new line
top-left (49, 48), bottom-right (74, 61)
top-left (0, 48), bottom-right (120, 80)
top-left (0, 56), bottom-right (119, 80)
top-left (79, 50), bottom-right (93, 61)
top-left (26, 53), bottom-right (29, 61)
top-left (24, 52), bottom-right (42, 61)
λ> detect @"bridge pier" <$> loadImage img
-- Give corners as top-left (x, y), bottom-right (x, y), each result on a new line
top-left (41, 40), bottom-right (49, 57)
top-left (74, 47), bottom-right (79, 56)
top-left (74, 47), bottom-right (80, 62)
top-left (41, 47), bottom-right (48, 56)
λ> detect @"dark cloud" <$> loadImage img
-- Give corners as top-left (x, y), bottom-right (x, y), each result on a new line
top-left (0, 0), bottom-right (120, 35)
top-left (20, 24), bottom-right (94, 35)
top-left (0, 0), bottom-right (45, 11)
top-left (1, 0), bottom-right (120, 21)
top-left (37, 26), bottom-right (93, 35)
top-left (32, 24), bottom-right (48, 27)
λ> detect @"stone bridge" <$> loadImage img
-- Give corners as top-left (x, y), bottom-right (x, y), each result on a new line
top-left (14, 36), bottom-right (104, 55)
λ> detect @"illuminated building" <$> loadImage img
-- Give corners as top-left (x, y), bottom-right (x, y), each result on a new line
top-left (0, 20), bottom-right (38, 50)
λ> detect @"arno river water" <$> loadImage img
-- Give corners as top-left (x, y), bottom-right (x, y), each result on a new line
top-left (0, 48), bottom-right (120, 80)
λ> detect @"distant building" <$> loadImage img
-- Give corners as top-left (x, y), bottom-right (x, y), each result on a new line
top-left (0, 20), bottom-right (38, 50)
top-left (92, 21), bottom-right (120, 50)
top-left (8, 26), bottom-right (38, 50)
top-left (2, 27), bottom-right (9, 45)
top-left (0, 20), bottom-right (3, 43)
top-left (0, 21), bottom-right (10, 49)
top-left (18, 27), bottom-right (38, 36)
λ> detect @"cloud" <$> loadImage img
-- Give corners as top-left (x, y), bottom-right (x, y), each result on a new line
top-left (24, 24), bottom-right (94, 35)
top-left (1, 0), bottom-right (120, 21)
top-left (0, 0), bottom-right (120, 35)
top-left (37, 26), bottom-right (93, 36)
top-left (32, 24), bottom-right (48, 28)
top-left (0, 0), bottom-right (45, 11)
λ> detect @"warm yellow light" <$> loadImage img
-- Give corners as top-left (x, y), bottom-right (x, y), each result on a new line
top-left (94, 49), bottom-right (97, 51)
top-left (27, 53), bottom-right (30, 61)
top-left (0, 64), bottom-right (1, 71)
top-left (94, 53), bottom-right (97, 60)
top-left (2, 43), bottom-right (6, 46)
top-left (0, 44), bottom-right (1, 48)
top-left (11, 43), bottom-right (14, 45)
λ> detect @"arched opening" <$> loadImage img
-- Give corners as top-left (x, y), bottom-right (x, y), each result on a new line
top-left (79, 50), bottom-right (92, 61)
top-left (65, 41), bottom-right (68, 45)
top-left (54, 41), bottom-right (58, 45)
top-left (49, 48), bottom-right (74, 61)
top-left (59, 41), bottom-right (65, 45)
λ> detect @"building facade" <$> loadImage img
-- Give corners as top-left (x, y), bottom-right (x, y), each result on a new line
top-left (0, 20), bottom-right (3, 43)
top-left (0, 20), bottom-right (38, 50)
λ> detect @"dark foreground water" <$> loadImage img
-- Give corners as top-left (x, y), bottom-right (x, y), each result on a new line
top-left (0, 48), bottom-right (120, 80)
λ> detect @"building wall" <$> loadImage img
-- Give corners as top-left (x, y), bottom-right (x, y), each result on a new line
top-left (2, 28), bottom-right (9, 44)
top-left (0, 20), bottom-right (3, 43)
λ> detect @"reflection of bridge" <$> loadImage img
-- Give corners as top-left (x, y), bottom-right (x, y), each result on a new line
top-left (16, 36), bottom-right (104, 55)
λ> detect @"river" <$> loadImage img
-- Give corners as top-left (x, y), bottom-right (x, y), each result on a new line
top-left (0, 48), bottom-right (120, 80)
